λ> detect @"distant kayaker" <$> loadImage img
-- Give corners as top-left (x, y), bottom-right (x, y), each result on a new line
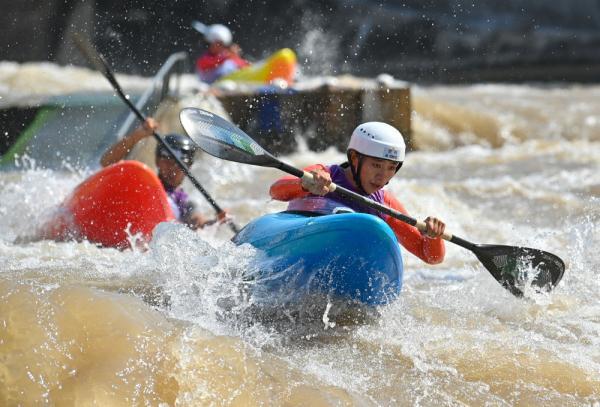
top-left (269, 122), bottom-right (446, 264)
top-left (100, 118), bottom-right (227, 229)
top-left (193, 22), bottom-right (250, 84)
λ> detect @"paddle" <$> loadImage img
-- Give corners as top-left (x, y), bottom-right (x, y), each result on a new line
top-left (72, 34), bottom-right (239, 233)
top-left (179, 107), bottom-right (566, 297)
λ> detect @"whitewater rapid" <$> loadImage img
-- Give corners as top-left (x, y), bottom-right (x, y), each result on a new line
top-left (1, 63), bottom-right (599, 405)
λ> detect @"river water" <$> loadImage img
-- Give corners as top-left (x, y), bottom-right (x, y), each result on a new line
top-left (1, 63), bottom-right (599, 405)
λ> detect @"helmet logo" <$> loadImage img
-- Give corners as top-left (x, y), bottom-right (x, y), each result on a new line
top-left (383, 147), bottom-right (399, 160)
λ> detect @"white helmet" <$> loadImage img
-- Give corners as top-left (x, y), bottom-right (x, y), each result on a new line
top-left (205, 24), bottom-right (232, 45)
top-left (347, 122), bottom-right (406, 162)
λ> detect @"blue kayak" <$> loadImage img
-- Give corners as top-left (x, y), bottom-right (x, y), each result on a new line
top-left (233, 211), bottom-right (403, 307)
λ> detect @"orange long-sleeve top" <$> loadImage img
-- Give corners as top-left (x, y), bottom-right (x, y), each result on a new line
top-left (269, 164), bottom-right (445, 265)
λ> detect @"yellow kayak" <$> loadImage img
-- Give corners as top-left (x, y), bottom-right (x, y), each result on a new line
top-left (218, 48), bottom-right (297, 85)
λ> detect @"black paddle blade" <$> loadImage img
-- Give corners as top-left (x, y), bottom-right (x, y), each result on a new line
top-left (73, 34), bottom-right (112, 80)
top-left (180, 107), bottom-right (278, 167)
top-left (473, 244), bottom-right (565, 297)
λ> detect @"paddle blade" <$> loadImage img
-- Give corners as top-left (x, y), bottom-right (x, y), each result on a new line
top-left (180, 107), bottom-right (279, 167)
top-left (473, 244), bottom-right (565, 297)
top-left (73, 34), bottom-right (111, 79)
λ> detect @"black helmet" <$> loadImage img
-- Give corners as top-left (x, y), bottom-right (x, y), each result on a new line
top-left (155, 133), bottom-right (196, 165)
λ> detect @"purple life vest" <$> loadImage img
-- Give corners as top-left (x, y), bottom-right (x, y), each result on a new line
top-left (165, 187), bottom-right (191, 221)
top-left (287, 164), bottom-right (386, 218)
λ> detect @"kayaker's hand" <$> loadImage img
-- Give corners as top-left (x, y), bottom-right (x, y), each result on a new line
top-left (420, 216), bottom-right (445, 239)
top-left (216, 210), bottom-right (229, 224)
top-left (185, 213), bottom-right (203, 230)
top-left (142, 117), bottom-right (159, 135)
top-left (132, 118), bottom-right (158, 142)
top-left (187, 211), bottom-right (230, 230)
top-left (302, 169), bottom-right (332, 196)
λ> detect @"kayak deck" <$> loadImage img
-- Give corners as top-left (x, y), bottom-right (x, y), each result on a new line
top-left (38, 161), bottom-right (175, 249)
top-left (233, 211), bottom-right (403, 307)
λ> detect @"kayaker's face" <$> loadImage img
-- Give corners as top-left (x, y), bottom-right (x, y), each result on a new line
top-left (208, 41), bottom-right (227, 54)
top-left (156, 157), bottom-right (186, 189)
top-left (352, 154), bottom-right (398, 195)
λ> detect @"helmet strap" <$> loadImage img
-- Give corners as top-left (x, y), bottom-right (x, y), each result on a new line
top-left (345, 150), bottom-right (368, 195)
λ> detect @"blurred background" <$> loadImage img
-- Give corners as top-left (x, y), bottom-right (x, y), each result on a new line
top-left (3, 0), bottom-right (600, 82)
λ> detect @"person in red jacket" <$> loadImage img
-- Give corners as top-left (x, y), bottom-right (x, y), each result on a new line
top-left (269, 122), bottom-right (446, 265)
top-left (193, 22), bottom-right (249, 84)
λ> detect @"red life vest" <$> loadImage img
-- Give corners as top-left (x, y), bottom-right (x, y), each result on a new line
top-left (196, 50), bottom-right (249, 83)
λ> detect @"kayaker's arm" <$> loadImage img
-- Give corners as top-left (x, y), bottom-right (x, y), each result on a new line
top-left (383, 193), bottom-right (446, 265)
top-left (100, 118), bottom-right (157, 167)
top-left (269, 164), bottom-right (328, 201)
top-left (180, 201), bottom-right (229, 230)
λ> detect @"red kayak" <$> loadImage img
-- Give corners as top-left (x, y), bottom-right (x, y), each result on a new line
top-left (38, 161), bottom-right (175, 249)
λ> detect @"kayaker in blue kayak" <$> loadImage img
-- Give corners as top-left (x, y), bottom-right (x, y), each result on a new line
top-left (270, 122), bottom-right (446, 264)
top-left (100, 118), bottom-right (227, 229)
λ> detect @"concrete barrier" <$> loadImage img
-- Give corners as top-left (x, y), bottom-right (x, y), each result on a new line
top-left (217, 78), bottom-right (411, 155)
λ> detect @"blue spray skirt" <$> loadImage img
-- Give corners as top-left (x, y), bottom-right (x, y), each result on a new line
top-left (233, 212), bottom-right (403, 307)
